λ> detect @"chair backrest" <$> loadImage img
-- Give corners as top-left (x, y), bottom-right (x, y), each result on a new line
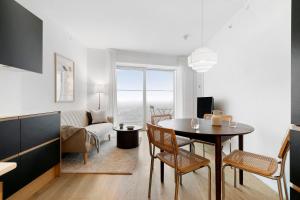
top-left (146, 123), bottom-right (178, 154)
top-left (151, 114), bottom-right (172, 125)
top-left (203, 113), bottom-right (232, 122)
top-left (278, 130), bottom-right (290, 159)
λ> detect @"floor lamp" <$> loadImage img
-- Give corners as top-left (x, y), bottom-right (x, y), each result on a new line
top-left (95, 84), bottom-right (105, 110)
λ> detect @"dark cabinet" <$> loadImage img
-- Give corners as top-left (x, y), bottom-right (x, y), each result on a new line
top-left (291, 130), bottom-right (300, 186)
top-left (292, 0), bottom-right (300, 198)
top-left (291, 187), bottom-right (300, 200)
top-left (292, 0), bottom-right (300, 125)
top-left (19, 140), bottom-right (60, 188)
top-left (0, 112), bottom-right (60, 199)
top-left (20, 113), bottom-right (60, 151)
top-left (0, 119), bottom-right (20, 160)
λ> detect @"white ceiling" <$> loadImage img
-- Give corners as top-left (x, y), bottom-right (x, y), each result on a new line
top-left (18, 0), bottom-right (244, 56)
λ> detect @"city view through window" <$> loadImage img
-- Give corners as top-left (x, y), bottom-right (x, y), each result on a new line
top-left (116, 68), bottom-right (175, 126)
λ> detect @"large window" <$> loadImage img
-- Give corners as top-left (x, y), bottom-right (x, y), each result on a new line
top-left (146, 70), bottom-right (174, 122)
top-left (116, 67), bottom-right (175, 126)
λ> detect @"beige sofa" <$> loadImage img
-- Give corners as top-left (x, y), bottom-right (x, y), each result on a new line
top-left (61, 110), bottom-right (113, 164)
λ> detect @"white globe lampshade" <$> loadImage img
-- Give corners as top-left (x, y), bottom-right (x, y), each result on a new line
top-left (188, 47), bottom-right (218, 73)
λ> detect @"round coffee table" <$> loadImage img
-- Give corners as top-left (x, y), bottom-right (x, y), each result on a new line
top-left (113, 125), bottom-right (142, 149)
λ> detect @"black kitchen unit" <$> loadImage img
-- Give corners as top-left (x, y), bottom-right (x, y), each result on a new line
top-left (291, 0), bottom-right (300, 198)
top-left (0, 112), bottom-right (60, 199)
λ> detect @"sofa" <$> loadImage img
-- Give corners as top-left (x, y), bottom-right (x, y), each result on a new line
top-left (60, 110), bottom-right (113, 164)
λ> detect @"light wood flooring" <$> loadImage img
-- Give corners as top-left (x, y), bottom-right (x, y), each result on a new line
top-left (29, 133), bottom-right (278, 200)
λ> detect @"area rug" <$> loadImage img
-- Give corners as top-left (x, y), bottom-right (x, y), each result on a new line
top-left (61, 135), bottom-right (140, 175)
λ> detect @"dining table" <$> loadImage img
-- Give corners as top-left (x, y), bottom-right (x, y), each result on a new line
top-left (158, 118), bottom-right (254, 200)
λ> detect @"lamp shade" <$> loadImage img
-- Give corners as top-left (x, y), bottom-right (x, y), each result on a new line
top-left (95, 84), bottom-right (105, 93)
top-left (188, 47), bottom-right (218, 72)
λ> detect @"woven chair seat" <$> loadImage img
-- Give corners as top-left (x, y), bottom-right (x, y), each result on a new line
top-left (223, 150), bottom-right (278, 176)
top-left (176, 137), bottom-right (196, 147)
top-left (157, 149), bottom-right (210, 174)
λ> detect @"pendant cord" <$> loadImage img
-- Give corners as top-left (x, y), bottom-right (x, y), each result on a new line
top-left (201, 0), bottom-right (204, 47)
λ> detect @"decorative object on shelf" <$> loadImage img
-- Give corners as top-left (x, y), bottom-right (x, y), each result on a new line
top-left (187, 0), bottom-right (218, 73)
top-left (119, 123), bottom-right (124, 129)
top-left (95, 84), bottom-right (105, 110)
top-left (211, 110), bottom-right (223, 126)
top-left (55, 53), bottom-right (75, 102)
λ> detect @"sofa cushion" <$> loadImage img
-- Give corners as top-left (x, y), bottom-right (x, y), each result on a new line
top-left (85, 123), bottom-right (113, 140)
top-left (91, 110), bottom-right (107, 124)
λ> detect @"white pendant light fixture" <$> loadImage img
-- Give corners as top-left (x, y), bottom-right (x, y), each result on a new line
top-left (188, 0), bottom-right (218, 73)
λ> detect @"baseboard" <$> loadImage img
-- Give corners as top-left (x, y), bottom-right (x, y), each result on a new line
top-left (7, 164), bottom-right (60, 200)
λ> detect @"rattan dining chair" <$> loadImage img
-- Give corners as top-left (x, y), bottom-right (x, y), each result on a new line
top-left (222, 131), bottom-right (290, 200)
top-left (146, 123), bottom-right (211, 200)
top-left (200, 114), bottom-right (233, 157)
top-left (151, 113), bottom-right (196, 153)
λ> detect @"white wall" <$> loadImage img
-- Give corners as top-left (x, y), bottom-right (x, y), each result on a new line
top-left (204, 0), bottom-right (291, 191)
top-left (87, 49), bottom-right (111, 111)
top-left (0, 1), bottom-right (87, 117)
top-left (86, 49), bottom-right (198, 118)
top-left (115, 49), bottom-right (179, 67)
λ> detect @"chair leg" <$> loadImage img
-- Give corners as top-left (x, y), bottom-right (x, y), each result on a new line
top-left (222, 165), bottom-right (228, 200)
top-left (180, 175), bottom-right (183, 185)
top-left (283, 173), bottom-right (289, 200)
top-left (190, 143), bottom-right (195, 153)
top-left (277, 178), bottom-right (283, 200)
top-left (229, 139), bottom-right (232, 153)
top-left (83, 153), bottom-right (88, 164)
top-left (175, 172), bottom-right (179, 200)
top-left (202, 144), bottom-right (205, 157)
top-left (234, 167), bottom-right (237, 188)
top-left (148, 157), bottom-right (155, 198)
top-left (207, 165), bottom-right (211, 200)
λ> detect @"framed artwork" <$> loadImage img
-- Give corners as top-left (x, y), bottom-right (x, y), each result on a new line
top-left (55, 53), bottom-right (75, 102)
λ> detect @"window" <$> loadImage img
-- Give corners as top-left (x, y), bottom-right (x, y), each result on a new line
top-left (146, 70), bottom-right (174, 122)
top-left (116, 67), bottom-right (175, 126)
top-left (116, 69), bottom-right (144, 126)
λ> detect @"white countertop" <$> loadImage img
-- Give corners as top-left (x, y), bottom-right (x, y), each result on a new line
top-left (0, 162), bottom-right (17, 176)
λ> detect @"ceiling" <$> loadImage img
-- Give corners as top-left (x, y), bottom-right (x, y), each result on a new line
top-left (17, 0), bottom-right (244, 56)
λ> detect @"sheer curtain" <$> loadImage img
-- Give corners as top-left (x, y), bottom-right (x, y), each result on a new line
top-left (107, 49), bottom-right (118, 125)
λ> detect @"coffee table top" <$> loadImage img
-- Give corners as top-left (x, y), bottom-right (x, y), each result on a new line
top-left (113, 125), bottom-right (142, 132)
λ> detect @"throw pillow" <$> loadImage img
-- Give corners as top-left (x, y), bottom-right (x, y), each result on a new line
top-left (86, 112), bottom-right (93, 125)
top-left (91, 110), bottom-right (107, 124)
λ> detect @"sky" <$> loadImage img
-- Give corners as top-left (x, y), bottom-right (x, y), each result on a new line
top-left (116, 69), bottom-right (174, 91)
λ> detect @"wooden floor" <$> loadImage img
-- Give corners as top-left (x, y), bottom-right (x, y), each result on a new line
top-left (29, 133), bottom-right (278, 200)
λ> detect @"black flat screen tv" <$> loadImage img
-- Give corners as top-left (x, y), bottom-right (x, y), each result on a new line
top-left (0, 0), bottom-right (43, 73)
top-left (197, 97), bottom-right (214, 118)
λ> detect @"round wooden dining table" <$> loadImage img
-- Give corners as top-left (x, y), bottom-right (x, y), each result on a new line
top-left (158, 118), bottom-right (254, 200)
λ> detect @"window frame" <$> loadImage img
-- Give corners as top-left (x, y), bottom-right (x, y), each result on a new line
top-left (116, 65), bottom-right (176, 127)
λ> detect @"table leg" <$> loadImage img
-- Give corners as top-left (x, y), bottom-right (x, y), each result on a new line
top-left (215, 136), bottom-right (222, 200)
top-left (160, 149), bottom-right (164, 183)
top-left (239, 135), bottom-right (244, 185)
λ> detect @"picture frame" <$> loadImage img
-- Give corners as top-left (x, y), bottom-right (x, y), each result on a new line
top-left (55, 53), bottom-right (75, 102)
